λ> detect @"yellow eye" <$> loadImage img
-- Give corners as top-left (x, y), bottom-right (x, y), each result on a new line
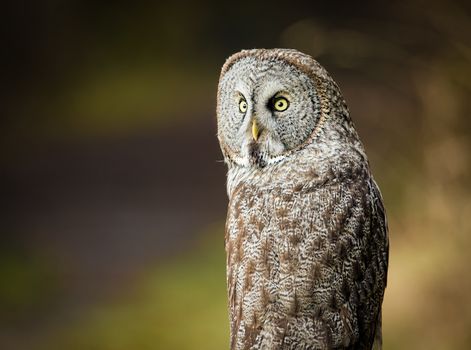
top-left (239, 99), bottom-right (248, 113)
top-left (273, 97), bottom-right (289, 112)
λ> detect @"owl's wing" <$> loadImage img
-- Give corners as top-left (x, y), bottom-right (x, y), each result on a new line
top-left (369, 179), bottom-right (389, 350)
top-left (327, 176), bottom-right (389, 349)
top-left (299, 175), bottom-right (389, 349)
top-left (370, 178), bottom-right (389, 286)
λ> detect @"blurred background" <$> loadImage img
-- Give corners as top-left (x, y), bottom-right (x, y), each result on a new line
top-left (1, 0), bottom-right (470, 349)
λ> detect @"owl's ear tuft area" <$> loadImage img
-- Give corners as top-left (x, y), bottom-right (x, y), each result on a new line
top-left (220, 49), bottom-right (259, 78)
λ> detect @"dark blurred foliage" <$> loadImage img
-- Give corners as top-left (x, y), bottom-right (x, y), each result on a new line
top-left (1, 1), bottom-right (470, 349)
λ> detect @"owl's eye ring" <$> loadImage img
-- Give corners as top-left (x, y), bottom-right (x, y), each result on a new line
top-left (239, 99), bottom-right (248, 113)
top-left (272, 97), bottom-right (289, 112)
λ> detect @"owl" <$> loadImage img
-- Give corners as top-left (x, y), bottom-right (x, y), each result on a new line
top-left (216, 49), bottom-right (388, 350)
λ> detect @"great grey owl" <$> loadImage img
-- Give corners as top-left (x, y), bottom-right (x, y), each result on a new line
top-left (216, 48), bottom-right (388, 350)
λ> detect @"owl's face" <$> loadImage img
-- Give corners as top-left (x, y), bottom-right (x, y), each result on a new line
top-left (217, 52), bottom-right (322, 168)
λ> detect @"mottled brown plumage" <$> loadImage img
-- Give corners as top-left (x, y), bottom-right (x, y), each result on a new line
top-left (217, 49), bottom-right (388, 350)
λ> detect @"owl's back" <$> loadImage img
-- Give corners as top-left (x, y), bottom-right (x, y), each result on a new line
top-left (225, 146), bottom-right (388, 350)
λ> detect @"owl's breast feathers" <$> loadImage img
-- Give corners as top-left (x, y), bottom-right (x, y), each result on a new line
top-left (225, 161), bottom-right (388, 350)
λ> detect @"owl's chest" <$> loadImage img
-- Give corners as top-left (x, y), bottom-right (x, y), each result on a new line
top-left (225, 181), bottom-right (326, 267)
top-left (225, 172), bottom-right (351, 285)
top-left (227, 183), bottom-right (297, 239)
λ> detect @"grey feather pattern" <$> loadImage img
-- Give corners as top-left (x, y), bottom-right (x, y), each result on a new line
top-left (217, 49), bottom-right (388, 350)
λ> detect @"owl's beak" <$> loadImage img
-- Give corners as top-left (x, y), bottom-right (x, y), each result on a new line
top-left (252, 120), bottom-right (261, 141)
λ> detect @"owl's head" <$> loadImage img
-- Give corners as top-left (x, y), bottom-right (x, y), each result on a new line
top-left (217, 48), bottom-right (355, 168)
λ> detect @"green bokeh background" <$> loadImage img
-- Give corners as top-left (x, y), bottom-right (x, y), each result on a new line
top-left (1, 1), bottom-right (471, 349)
